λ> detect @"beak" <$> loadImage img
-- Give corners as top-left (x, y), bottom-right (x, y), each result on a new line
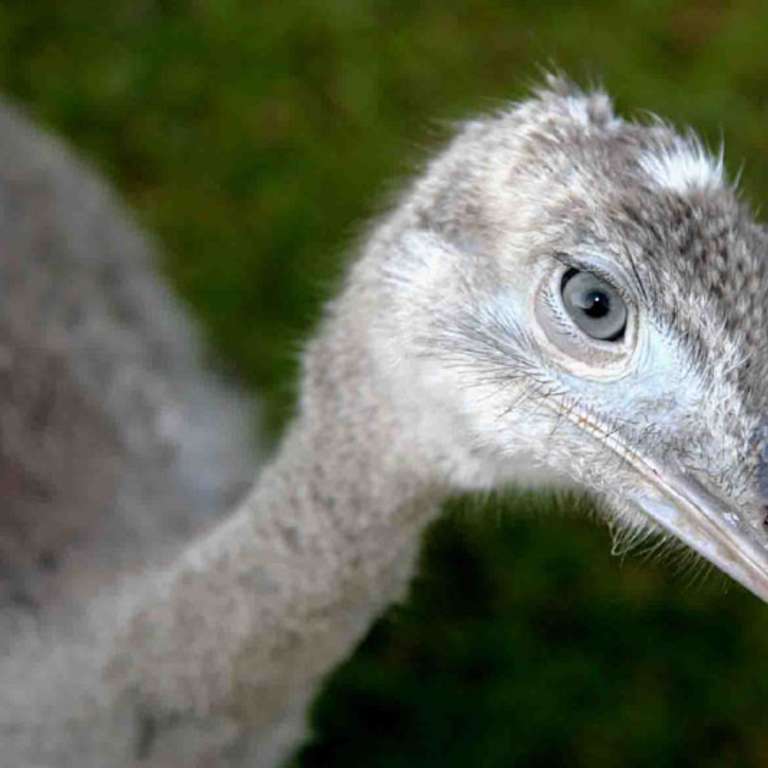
top-left (557, 405), bottom-right (768, 602)
top-left (629, 468), bottom-right (768, 603)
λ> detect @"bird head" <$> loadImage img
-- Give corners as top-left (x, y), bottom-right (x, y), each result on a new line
top-left (362, 76), bottom-right (768, 601)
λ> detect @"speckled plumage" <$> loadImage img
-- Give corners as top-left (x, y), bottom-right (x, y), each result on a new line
top-left (2, 77), bottom-right (767, 767)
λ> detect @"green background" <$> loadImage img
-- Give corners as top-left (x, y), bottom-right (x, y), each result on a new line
top-left (4, 2), bottom-right (768, 765)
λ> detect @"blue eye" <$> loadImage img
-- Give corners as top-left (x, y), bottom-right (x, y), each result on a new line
top-left (561, 269), bottom-right (627, 342)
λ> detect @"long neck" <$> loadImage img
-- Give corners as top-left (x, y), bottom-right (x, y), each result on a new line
top-left (2, 403), bottom-right (444, 767)
top-left (16, 300), bottom-right (443, 766)
top-left (109, 405), bottom-right (444, 764)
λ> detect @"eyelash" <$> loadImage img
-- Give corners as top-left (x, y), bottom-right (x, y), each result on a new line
top-left (552, 252), bottom-right (632, 306)
top-left (543, 279), bottom-right (585, 341)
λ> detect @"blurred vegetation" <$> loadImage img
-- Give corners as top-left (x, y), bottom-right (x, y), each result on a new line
top-left (3, 1), bottom-right (768, 765)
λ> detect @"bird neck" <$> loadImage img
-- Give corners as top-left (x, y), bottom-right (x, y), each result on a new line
top-left (107, 353), bottom-right (446, 760)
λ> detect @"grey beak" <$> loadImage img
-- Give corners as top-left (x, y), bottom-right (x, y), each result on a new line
top-left (631, 470), bottom-right (768, 604)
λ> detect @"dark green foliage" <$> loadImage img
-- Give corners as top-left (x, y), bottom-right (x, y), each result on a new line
top-left (4, 2), bottom-right (768, 764)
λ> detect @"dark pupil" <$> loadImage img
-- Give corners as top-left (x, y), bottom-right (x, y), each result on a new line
top-left (582, 290), bottom-right (610, 319)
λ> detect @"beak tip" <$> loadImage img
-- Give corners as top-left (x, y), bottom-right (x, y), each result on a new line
top-left (630, 481), bottom-right (768, 606)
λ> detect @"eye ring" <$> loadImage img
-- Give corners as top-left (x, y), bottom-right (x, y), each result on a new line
top-left (560, 268), bottom-right (628, 342)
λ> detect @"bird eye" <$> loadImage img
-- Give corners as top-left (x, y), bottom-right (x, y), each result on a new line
top-left (561, 269), bottom-right (627, 342)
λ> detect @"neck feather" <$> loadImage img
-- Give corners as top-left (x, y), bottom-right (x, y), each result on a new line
top-left (106, 361), bottom-right (445, 762)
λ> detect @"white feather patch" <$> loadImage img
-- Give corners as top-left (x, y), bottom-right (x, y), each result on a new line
top-left (640, 139), bottom-right (724, 194)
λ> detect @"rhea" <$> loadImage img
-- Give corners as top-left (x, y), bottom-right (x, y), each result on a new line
top-left (2, 77), bottom-right (768, 766)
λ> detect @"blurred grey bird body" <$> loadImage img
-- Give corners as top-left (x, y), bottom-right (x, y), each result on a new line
top-left (1, 77), bottom-right (768, 766)
top-left (0, 98), bottom-right (257, 638)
